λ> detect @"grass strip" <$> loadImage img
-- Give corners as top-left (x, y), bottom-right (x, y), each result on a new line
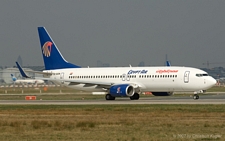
top-left (0, 104), bottom-right (224, 141)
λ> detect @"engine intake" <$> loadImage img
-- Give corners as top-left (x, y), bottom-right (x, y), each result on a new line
top-left (110, 84), bottom-right (134, 97)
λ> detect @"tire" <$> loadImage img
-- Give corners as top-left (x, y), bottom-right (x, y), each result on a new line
top-left (105, 94), bottom-right (115, 100)
top-left (134, 93), bottom-right (139, 100)
top-left (130, 93), bottom-right (139, 100)
top-left (196, 95), bottom-right (199, 99)
top-left (193, 94), bottom-right (199, 100)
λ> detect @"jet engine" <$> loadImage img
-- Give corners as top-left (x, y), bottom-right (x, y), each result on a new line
top-left (109, 84), bottom-right (134, 97)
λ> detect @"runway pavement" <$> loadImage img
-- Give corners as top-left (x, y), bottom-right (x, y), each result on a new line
top-left (0, 93), bottom-right (224, 105)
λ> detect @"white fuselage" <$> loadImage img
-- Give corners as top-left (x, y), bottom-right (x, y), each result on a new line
top-left (43, 66), bottom-right (216, 93)
top-left (14, 79), bottom-right (44, 85)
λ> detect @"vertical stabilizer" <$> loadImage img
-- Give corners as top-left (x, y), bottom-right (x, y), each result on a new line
top-left (16, 62), bottom-right (30, 78)
top-left (38, 27), bottom-right (81, 70)
top-left (11, 74), bottom-right (17, 82)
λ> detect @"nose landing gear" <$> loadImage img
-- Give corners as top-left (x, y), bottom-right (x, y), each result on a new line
top-left (193, 90), bottom-right (205, 100)
top-left (193, 94), bottom-right (199, 100)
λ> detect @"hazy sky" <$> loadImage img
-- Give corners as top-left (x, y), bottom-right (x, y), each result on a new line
top-left (0, 1), bottom-right (225, 68)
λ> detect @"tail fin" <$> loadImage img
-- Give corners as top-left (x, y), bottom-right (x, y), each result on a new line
top-left (11, 74), bottom-right (17, 82)
top-left (38, 27), bottom-right (81, 70)
top-left (16, 62), bottom-right (30, 78)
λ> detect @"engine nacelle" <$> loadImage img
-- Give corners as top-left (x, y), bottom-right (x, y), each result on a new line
top-left (110, 84), bottom-right (134, 97)
top-left (151, 92), bottom-right (174, 96)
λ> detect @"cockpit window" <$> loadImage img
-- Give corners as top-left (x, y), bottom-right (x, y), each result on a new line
top-left (196, 73), bottom-right (209, 77)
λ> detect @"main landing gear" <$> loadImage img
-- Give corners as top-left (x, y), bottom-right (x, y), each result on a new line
top-left (130, 93), bottom-right (139, 100)
top-left (193, 90), bottom-right (204, 100)
top-left (105, 93), bottom-right (140, 100)
top-left (105, 94), bottom-right (115, 100)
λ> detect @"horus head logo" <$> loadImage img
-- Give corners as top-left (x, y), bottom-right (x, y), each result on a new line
top-left (42, 41), bottom-right (53, 57)
top-left (117, 87), bottom-right (121, 93)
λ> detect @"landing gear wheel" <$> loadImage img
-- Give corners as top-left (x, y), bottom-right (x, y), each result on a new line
top-left (130, 93), bottom-right (139, 100)
top-left (193, 94), bottom-right (199, 100)
top-left (105, 94), bottom-right (115, 100)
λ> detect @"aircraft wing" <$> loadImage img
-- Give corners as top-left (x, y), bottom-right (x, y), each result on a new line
top-left (34, 77), bottom-right (141, 89)
top-left (35, 77), bottom-right (114, 88)
top-left (15, 61), bottom-right (52, 75)
top-left (23, 70), bottom-right (52, 75)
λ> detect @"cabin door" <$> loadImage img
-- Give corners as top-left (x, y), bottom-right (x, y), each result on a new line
top-left (184, 71), bottom-right (190, 83)
top-left (60, 72), bottom-right (64, 84)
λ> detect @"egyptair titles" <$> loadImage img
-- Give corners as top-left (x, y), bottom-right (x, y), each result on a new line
top-left (127, 70), bottom-right (148, 74)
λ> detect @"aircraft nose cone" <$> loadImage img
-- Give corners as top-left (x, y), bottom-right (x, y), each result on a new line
top-left (203, 77), bottom-right (217, 90)
top-left (210, 77), bottom-right (217, 86)
top-left (213, 78), bottom-right (217, 84)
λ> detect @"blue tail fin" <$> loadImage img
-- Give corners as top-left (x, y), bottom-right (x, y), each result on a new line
top-left (11, 74), bottom-right (17, 82)
top-left (16, 62), bottom-right (30, 78)
top-left (38, 27), bottom-right (81, 70)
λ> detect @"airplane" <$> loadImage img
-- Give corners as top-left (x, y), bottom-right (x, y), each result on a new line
top-left (14, 62), bottom-right (45, 85)
top-left (11, 74), bottom-right (44, 85)
top-left (29, 27), bottom-right (216, 100)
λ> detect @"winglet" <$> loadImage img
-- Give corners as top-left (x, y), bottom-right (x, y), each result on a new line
top-left (166, 61), bottom-right (171, 66)
top-left (16, 62), bottom-right (30, 78)
top-left (38, 27), bottom-right (81, 70)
